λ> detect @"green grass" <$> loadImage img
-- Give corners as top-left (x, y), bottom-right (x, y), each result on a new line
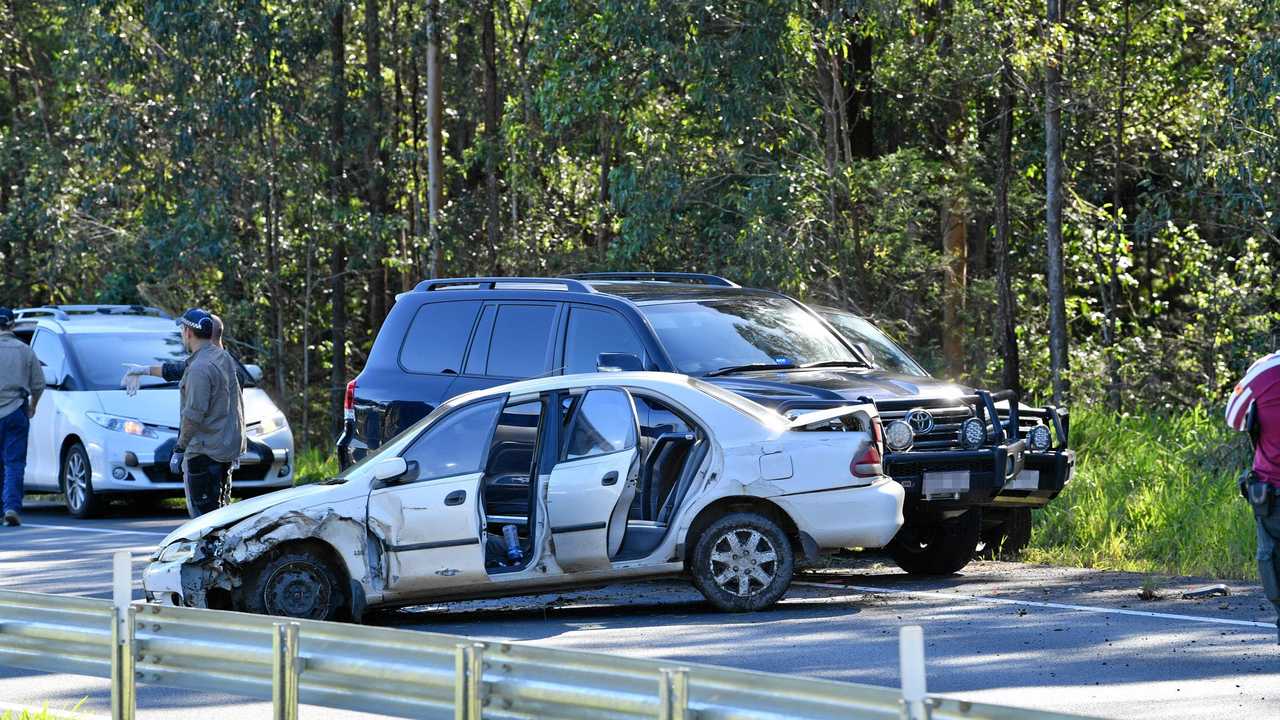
top-left (1, 702), bottom-right (86, 719)
top-left (294, 446), bottom-right (340, 485)
top-left (1024, 406), bottom-right (1258, 579)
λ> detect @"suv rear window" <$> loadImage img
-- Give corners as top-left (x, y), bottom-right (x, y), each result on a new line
top-left (400, 301), bottom-right (481, 375)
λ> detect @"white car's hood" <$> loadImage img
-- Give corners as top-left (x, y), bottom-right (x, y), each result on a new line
top-left (160, 482), bottom-right (349, 546)
top-left (95, 387), bottom-right (282, 429)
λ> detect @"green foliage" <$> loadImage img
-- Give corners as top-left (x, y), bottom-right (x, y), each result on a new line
top-left (1026, 408), bottom-right (1257, 579)
top-left (294, 447), bottom-right (339, 486)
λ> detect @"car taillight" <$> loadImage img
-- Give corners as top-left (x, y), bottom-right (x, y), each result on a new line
top-left (871, 417), bottom-right (885, 455)
top-left (343, 379), bottom-right (357, 420)
top-left (851, 442), bottom-right (883, 479)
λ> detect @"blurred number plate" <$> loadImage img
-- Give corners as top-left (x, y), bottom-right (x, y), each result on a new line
top-left (924, 470), bottom-right (969, 494)
top-left (1006, 469), bottom-right (1040, 491)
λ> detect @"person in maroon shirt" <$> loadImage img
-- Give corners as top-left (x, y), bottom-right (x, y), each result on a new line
top-left (1226, 350), bottom-right (1280, 643)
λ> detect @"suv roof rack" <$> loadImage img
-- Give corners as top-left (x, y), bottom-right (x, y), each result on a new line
top-left (15, 305), bottom-right (172, 321)
top-left (413, 277), bottom-right (596, 294)
top-left (566, 272), bottom-right (739, 287)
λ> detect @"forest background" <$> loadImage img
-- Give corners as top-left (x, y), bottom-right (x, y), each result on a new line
top-left (2, 0), bottom-right (1277, 471)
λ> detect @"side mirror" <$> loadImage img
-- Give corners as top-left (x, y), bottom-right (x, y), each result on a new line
top-left (370, 456), bottom-right (419, 484)
top-left (597, 352), bottom-right (644, 373)
top-left (243, 364), bottom-right (265, 383)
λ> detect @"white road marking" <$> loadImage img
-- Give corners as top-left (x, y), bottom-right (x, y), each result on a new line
top-left (794, 580), bottom-right (1276, 630)
top-left (19, 522), bottom-right (171, 538)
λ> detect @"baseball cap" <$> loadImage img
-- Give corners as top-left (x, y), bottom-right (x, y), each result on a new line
top-left (177, 308), bottom-right (215, 338)
top-left (0, 308), bottom-right (13, 328)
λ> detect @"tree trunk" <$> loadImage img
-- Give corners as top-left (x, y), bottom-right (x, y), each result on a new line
top-left (482, 0), bottom-right (502, 274)
top-left (426, 0), bottom-right (443, 278)
top-left (843, 32), bottom-right (874, 159)
top-left (1104, 0), bottom-right (1130, 411)
top-left (942, 199), bottom-right (968, 379)
top-left (365, 0), bottom-right (388, 332)
top-left (329, 0), bottom-right (349, 436)
top-left (993, 37), bottom-right (1021, 396)
top-left (595, 116), bottom-right (613, 255)
top-left (1045, 0), bottom-right (1069, 404)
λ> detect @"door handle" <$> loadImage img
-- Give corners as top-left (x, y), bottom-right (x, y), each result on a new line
top-left (444, 490), bottom-right (466, 506)
top-left (601, 471), bottom-right (619, 486)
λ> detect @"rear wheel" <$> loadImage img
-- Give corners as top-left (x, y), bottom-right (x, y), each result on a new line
top-left (888, 510), bottom-right (980, 575)
top-left (690, 512), bottom-right (795, 612)
top-left (62, 443), bottom-right (104, 518)
top-left (976, 508), bottom-right (1033, 559)
top-left (241, 544), bottom-right (346, 620)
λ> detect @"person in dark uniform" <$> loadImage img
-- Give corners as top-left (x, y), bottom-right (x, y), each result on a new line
top-left (122, 309), bottom-right (244, 517)
top-left (1226, 350), bottom-right (1280, 644)
top-left (0, 307), bottom-right (44, 526)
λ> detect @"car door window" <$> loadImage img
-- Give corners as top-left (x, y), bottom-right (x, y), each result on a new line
top-left (484, 304), bottom-right (557, 378)
top-left (30, 330), bottom-right (66, 376)
top-left (400, 398), bottom-right (502, 481)
top-left (563, 306), bottom-right (646, 374)
top-left (562, 389), bottom-right (637, 461)
top-left (399, 301), bottom-right (482, 375)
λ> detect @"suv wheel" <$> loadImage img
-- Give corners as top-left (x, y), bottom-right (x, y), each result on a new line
top-left (62, 442), bottom-right (103, 518)
top-left (976, 508), bottom-right (1033, 559)
top-left (690, 512), bottom-right (795, 612)
top-left (888, 510), bottom-right (981, 575)
top-left (241, 544), bottom-right (346, 620)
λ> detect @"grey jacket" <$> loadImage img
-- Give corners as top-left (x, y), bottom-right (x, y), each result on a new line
top-left (0, 330), bottom-right (44, 418)
top-left (178, 344), bottom-right (245, 463)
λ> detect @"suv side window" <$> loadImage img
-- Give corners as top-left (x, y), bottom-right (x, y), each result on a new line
top-left (400, 301), bottom-right (481, 375)
top-left (400, 397), bottom-right (503, 482)
top-left (562, 389), bottom-right (637, 461)
top-left (30, 330), bottom-right (67, 378)
top-left (563, 306), bottom-right (646, 375)
top-left (483, 304), bottom-right (558, 378)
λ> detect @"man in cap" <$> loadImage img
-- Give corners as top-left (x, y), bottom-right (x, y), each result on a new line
top-left (1226, 349), bottom-right (1280, 644)
top-left (0, 307), bottom-right (44, 526)
top-left (123, 309), bottom-right (243, 517)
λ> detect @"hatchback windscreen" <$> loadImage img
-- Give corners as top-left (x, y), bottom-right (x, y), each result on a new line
top-left (68, 332), bottom-right (188, 390)
top-left (820, 312), bottom-right (928, 377)
top-left (640, 298), bottom-right (860, 375)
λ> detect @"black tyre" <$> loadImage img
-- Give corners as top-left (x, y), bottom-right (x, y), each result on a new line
top-left (976, 508), bottom-right (1032, 559)
top-left (690, 512), bottom-right (795, 612)
top-left (888, 510), bottom-right (981, 575)
top-left (241, 544), bottom-right (346, 620)
top-left (62, 442), bottom-right (104, 518)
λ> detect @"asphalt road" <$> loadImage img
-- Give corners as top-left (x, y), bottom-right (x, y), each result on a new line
top-left (0, 501), bottom-right (1276, 720)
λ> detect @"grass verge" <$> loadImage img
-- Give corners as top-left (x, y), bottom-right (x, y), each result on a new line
top-left (294, 446), bottom-right (339, 485)
top-left (1025, 406), bottom-right (1258, 579)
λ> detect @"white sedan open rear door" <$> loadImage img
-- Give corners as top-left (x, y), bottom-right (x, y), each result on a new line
top-left (546, 388), bottom-right (639, 572)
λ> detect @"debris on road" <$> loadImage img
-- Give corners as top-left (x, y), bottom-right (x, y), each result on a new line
top-left (1181, 584), bottom-right (1230, 600)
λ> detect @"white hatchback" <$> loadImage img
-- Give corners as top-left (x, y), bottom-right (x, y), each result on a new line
top-left (144, 372), bottom-right (903, 618)
top-left (12, 306), bottom-right (294, 517)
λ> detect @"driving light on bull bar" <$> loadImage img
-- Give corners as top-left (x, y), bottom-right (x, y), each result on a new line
top-left (884, 420), bottom-right (915, 451)
top-left (1028, 424), bottom-right (1052, 451)
top-left (157, 541), bottom-right (197, 563)
top-left (959, 417), bottom-right (987, 449)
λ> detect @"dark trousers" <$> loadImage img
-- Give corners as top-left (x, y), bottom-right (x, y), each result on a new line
top-left (0, 407), bottom-right (29, 514)
top-left (1255, 495), bottom-right (1280, 640)
top-left (184, 453), bottom-right (232, 518)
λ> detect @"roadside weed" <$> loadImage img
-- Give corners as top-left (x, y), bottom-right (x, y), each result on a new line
top-left (294, 447), bottom-right (339, 485)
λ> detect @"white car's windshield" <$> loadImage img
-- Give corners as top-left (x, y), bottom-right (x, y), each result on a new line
top-left (641, 297), bottom-right (860, 375)
top-left (68, 332), bottom-right (187, 390)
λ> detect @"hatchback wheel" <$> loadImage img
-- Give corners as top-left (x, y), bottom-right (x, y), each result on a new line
top-left (62, 442), bottom-right (103, 518)
top-left (690, 512), bottom-right (794, 612)
top-left (242, 545), bottom-right (346, 620)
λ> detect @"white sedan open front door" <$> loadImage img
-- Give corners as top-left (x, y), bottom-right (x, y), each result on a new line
top-left (546, 388), bottom-right (639, 573)
top-left (366, 397), bottom-right (504, 597)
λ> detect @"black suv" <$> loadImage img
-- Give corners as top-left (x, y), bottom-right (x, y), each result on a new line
top-left (338, 273), bottom-right (1073, 575)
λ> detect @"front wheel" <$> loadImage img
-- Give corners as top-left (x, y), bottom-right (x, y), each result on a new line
top-left (976, 508), bottom-right (1032, 559)
top-left (690, 512), bottom-right (795, 612)
top-left (888, 510), bottom-right (981, 575)
top-left (62, 442), bottom-right (104, 518)
top-left (241, 544), bottom-right (347, 620)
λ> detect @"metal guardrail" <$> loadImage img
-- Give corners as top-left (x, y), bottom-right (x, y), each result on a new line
top-left (0, 552), bottom-right (1090, 720)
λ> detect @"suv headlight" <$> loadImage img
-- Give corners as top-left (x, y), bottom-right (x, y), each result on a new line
top-left (249, 412), bottom-right (288, 437)
top-left (85, 412), bottom-right (159, 439)
top-left (156, 541), bottom-right (197, 563)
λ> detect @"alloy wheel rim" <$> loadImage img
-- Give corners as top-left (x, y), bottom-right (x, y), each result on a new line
top-left (709, 528), bottom-right (778, 598)
top-left (66, 453), bottom-right (87, 511)
top-left (264, 561), bottom-right (331, 618)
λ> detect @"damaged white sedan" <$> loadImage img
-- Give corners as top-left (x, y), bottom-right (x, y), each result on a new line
top-left (143, 373), bottom-right (904, 619)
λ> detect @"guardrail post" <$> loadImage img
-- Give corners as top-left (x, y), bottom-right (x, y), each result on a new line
top-left (455, 642), bottom-right (485, 720)
top-left (899, 625), bottom-right (930, 720)
top-left (110, 550), bottom-right (136, 720)
top-left (657, 667), bottom-right (689, 720)
top-left (272, 622), bottom-right (301, 720)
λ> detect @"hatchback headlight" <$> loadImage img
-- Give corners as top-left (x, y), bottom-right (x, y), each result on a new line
top-left (157, 541), bottom-right (197, 563)
top-left (249, 412), bottom-right (288, 437)
top-left (86, 412), bottom-right (158, 439)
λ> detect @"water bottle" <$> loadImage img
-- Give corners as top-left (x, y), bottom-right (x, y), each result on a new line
top-left (502, 524), bottom-right (523, 564)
